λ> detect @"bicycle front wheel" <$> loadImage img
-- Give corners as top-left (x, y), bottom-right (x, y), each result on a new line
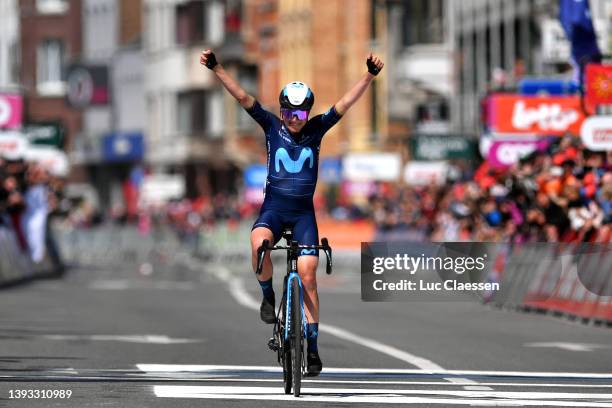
top-left (291, 277), bottom-right (303, 397)
top-left (282, 291), bottom-right (292, 395)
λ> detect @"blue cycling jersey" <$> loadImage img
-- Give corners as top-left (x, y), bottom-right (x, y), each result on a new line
top-left (245, 100), bottom-right (342, 211)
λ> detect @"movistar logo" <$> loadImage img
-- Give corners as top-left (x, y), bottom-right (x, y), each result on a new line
top-left (274, 147), bottom-right (314, 173)
top-left (300, 249), bottom-right (317, 256)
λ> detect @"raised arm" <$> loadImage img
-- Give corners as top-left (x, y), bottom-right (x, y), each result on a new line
top-left (200, 49), bottom-right (256, 109)
top-left (334, 53), bottom-right (384, 116)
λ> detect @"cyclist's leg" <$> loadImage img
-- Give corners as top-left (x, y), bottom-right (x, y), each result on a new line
top-left (293, 212), bottom-right (319, 323)
top-left (293, 211), bottom-right (322, 374)
top-left (251, 211), bottom-right (282, 279)
top-left (252, 211), bottom-right (282, 324)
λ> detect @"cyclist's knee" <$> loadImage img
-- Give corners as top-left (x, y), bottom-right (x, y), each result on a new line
top-left (251, 228), bottom-right (274, 252)
top-left (301, 273), bottom-right (317, 292)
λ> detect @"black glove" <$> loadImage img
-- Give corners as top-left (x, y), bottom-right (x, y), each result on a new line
top-left (367, 56), bottom-right (380, 76)
top-left (204, 52), bottom-right (218, 70)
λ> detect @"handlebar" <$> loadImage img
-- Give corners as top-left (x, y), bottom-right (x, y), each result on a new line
top-left (255, 238), bottom-right (333, 276)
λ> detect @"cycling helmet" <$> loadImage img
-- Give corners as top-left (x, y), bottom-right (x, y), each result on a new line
top-left (279, 81), bottom-right (314, 110)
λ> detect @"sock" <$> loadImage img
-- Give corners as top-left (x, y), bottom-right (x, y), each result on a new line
top-left (306, 323), bottom-right (319, 352)
top-left (258, 278), bottom-right (275, 302)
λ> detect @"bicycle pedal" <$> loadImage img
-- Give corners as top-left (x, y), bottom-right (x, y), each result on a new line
top-left (267, 337), bottom-right (280, 351)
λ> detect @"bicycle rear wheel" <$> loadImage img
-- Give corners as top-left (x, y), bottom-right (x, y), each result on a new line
top-left (291, 277), bottom-right (303, 397)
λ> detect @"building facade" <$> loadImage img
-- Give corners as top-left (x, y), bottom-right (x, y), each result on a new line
top-left (0, 0), bottom-right (20, 92)
top-left (19, 0), bottom-right (83, 152)
top-left (143, 0), bottom-right (256, 197)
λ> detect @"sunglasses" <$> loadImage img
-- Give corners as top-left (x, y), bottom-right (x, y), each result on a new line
top-left (281, 108), bottom-right (309, 121)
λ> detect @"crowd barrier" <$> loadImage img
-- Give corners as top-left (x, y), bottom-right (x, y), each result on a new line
top-left (50, 221), bottom-right (612, 326)
top-left (0, 225), bottom-right (64, 287)
top-left (488, 241), bottom-right (612, 326)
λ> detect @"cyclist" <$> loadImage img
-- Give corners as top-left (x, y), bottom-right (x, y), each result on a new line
top-left (200, 49), bottom-right (384, 375)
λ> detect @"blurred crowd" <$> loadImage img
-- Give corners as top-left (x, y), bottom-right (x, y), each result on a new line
top-left (0, 158), bottom-right (66, 263)
top-left (368, 136), bottom-right (611, 243)
top-left (5, 136), bottom-right (609, 254)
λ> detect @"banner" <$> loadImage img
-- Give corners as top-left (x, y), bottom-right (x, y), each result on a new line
top-left (24, 146), bottom-right (70, 177)
top-left (0, 131), bottom-right (29, 160)
top-left (585, 64), bottom-right (612, 107)
top-left (0, 94), bottom-right (23, 129)
top-left (486, 94), bottom-right (585, 136)
top-left (580, 116), bottom-right (612, 151)
top-left (244, 164), bottom-right (267, 188)
top-left (102, 132), bottom-right (144, 162)
top-left (488, 139), bottom-right (551, 169)
top-left (403, 161), bottom-right (448, 186)
top-left (410, 134), bottom-right (476, 161)
top-left (22, 123), bottom-right (64, 147)
top-left (343, 153), bottom-right (401, 182)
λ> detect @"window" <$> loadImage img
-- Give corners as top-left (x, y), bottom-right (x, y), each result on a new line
top-left (175, 0), bottom-right (225, 46)
top-left (9, 41), bottom-right (20, 85)
top-left (36, 0), bottom-right (69, 14)
top-left (177, 90), bottom-right (224, 138)
top-left (402, 0), bottom-right (444, 46)
top-left (37, 39), bottom-right (65, 96)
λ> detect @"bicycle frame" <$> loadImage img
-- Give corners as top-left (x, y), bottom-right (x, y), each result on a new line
top-left (256, 234), bottom-right (332, 349)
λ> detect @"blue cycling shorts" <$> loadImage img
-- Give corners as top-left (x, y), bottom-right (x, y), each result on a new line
top-left (252, 209), bottom-right (319, 257)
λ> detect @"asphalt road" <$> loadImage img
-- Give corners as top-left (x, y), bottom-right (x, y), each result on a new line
top-left (1, 246), bottom-right (612, 407)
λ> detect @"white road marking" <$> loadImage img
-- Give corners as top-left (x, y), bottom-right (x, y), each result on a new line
top-left (42, 335), bottom-right (201, 344)
top-left (153, 385), bottom-right (612, 406)
top-left (89, 279), bottom-right (194, 290)
top-left (137, 364), bottom-right (612, 379)
top-left (218, 266), bottom-right (488, 389)
top-left (525, 342), bottom-right (610, 352)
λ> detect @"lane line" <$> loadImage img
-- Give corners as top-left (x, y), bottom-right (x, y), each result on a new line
top-left (219, 267), bottom-right (486, 388)
top-left (136, 364), bottom-right (612, 379)
top-left (153, 385), bottom-right (612, 406)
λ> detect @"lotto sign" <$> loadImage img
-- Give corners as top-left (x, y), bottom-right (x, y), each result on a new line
top-left (580, 116), bottom-right (612, 151)
top-left (585, 64), bottom-right (612, 107)
top-left (486, 94), bottom-right (585, 136)
top-left (0, 94), bottom-right (23, 129)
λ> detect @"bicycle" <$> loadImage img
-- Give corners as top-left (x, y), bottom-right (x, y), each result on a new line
top-left (255, 227), bottom-right (332, 397)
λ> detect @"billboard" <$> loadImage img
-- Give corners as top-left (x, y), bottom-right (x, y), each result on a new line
top-left (585, 64), bottom-right (612, 107)
top-left (486, 94), bottom-right (585, 136)
top-left (0, 94), bottom-right (23, 129)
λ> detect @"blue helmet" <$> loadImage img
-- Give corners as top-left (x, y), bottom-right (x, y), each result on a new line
top-left (279, 81), bottom-right (314, 110)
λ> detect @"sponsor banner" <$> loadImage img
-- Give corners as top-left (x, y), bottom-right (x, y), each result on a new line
top-left (319, 157), bottom-right (342, 183)
top-left (410, 134), bottom-right (477, 161)
top-left (244, 186), bottom-right (264, 204)
top-left (488, 138), bottom-right (551, 169)
top-left (140, 174), bottom-right (186, 205)
top-left (66, 65), bottom-right (109, 108)
top-left (486, 94), bottom-right (585, 136)
top-left (22, 122), bottom-right (64, 147)
top-left (343, 153), bottom-right (401, 182)
top-left (24, 146), bottom-right (70, 177)
top-left (403, 161), bottom-right (448, 186)
top-left (518, 78), bottom-right (579, 96)
top-left (243, 164), bottom-right (267, 188)
top-left (580, 116), bottom-right (612, 151)
top-left (101, 132), bottom-right (144, 162)
top-left (585, 64), bottom-right (612, 106)
top-left (0, 131), bottom-right (29, 160)
top-left (0, 94), bottom-right (23, 129)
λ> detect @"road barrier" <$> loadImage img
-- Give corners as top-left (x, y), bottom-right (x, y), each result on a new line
top-left (488, 241), bottom-right (612, 326)
top-left (0, 225), bottom-right (64, 287)
top-left (50, 221), bottom-right (612, 325)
